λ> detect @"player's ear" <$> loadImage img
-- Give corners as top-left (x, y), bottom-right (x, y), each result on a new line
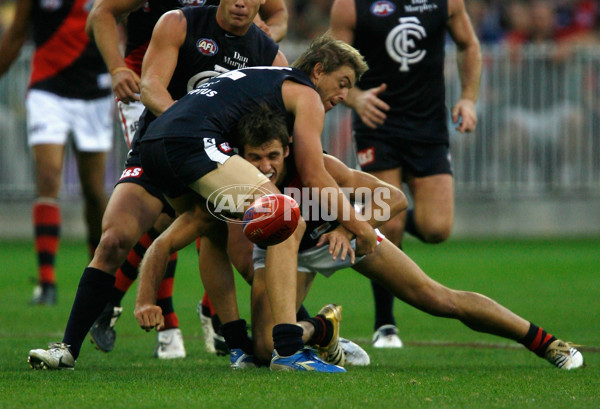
top-left (312, 62), bottom-right (324, 80)
top-left (284, 146), bottom-right (290, 158)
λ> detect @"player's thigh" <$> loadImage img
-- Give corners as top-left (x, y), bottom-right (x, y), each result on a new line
top-left (102, 182), bottom-right (165, 243)
top-left (407, 173), bottom-right (454, 238)
top-left (190, 155), bottom-right (273, 215)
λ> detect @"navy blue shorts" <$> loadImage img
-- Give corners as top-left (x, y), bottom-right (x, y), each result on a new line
top-left (355, 134), bottom-right (452, 177)
top-left (115, 146), bottom-right (176, 217)
top-left (139, 136), bottom-right (235, 199)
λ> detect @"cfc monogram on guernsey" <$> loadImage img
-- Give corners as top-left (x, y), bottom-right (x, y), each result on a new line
top-left (352, 0), bottom-right (449, 142)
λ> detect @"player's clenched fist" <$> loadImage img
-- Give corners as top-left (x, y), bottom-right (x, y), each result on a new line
top-left (134, 304), bottom-right (164, 332)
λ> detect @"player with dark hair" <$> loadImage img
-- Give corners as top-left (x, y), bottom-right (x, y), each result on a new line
top-left (85, 0), bottom-right (289, 358)
top-left (28, 0), bottom-right (286, 369)
top-left (240, 106), bottom-right (583, 371)
top-left (132, 35), bottom-right (375, 372)
top-left (0, 0), bottom-right (113, 306)
top-left (330, 0), bottom-right (482, 348)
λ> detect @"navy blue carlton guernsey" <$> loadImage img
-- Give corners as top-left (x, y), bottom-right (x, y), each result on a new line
top-left (29, 0), bottom-right (109, 99)
top-left (124, 0), bottom-right (200, 76)
top-left (352, 0), bottom-right (449, 143)
top-left (143, 67), bottom-right (314, 147)
top-left (134, 6), bottom-right (279, 140)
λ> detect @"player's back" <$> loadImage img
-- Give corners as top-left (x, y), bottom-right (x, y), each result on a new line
top-left (143, 67), bottom-right (313, 145)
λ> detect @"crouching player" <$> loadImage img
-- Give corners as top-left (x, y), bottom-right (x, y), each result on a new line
top-left (241, 107), bottom-right (584, 370)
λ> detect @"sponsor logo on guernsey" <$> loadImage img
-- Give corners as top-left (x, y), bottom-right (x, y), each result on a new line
top-left (120, 167), bottom-right (143, 180)
top-left (405, 0), bottom-right (438, 13)
top-left (370, 0), bottom-right (396, 16)
top-left (386, 17), bottom-right (427, 72)
top-left (197, 38), bottom-right (218, 56)
top-left (41, 0), bottom-right (62, 11)
top-left (357, 147), bottom-right (375, 166)
top-left (219, 142), bottom-right (233, 153)
top-left (180, 0), bottom-right (206, 5)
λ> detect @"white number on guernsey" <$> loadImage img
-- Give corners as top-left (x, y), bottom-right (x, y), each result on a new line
top-left (217, 66), bottom-right (292, 81)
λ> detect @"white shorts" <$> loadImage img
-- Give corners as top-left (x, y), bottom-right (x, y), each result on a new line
top-left (26, 89), bottom-right (113, 152)
top-left (252, 229), bottom-right (385, 278)
top-left (116, 98), bottom-right (144, 148)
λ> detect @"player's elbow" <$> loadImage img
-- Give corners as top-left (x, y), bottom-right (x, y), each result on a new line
top-left (388, 187), bottom-right (408, 219)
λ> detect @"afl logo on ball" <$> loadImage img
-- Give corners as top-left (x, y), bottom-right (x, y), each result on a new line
top-left (370, 0), bottom-right (395, 16)
top-left (197, 39), bottom-right (218, 56)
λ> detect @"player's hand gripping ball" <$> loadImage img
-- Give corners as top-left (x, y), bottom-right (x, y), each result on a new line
top-left (242, 194), bottom-right (300, 246)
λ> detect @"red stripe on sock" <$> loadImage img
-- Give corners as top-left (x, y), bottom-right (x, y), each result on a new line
top-left (530, 328), bottom-right (544, 351)
top-left (114, 269), bottom-right (134, 293)
top-left (196, 237), bottom-right (201, 253)
top-left (33, 202), bottom-right (61, 225)
top-left (40, 265), bottom-right (55, 284)
top-left (138, 233), bottom-right (153, 249)
top-left (157, 277), bottom-right (174, 299)
top-left (202, 294), bottom-right (216, 316)
top-left (162, 312), bottom-right (179, 330)
top-left (169, 252), bottom-right (178, 262)
top-left (125, 248), bottom-right (142, 267)
top-left (36, 235), bottom-right (59, 253)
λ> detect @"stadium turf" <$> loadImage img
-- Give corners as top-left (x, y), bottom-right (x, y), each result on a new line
top-left (1, 237), bottom-right (598, 408)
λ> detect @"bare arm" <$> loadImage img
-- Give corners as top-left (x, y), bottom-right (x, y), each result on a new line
top-left (447, 0), bottom-right (481, 132)
top-left (271, 50), bottom-right (289, 67)
top-left (283, 81), bottom-right (377, 255)
top-left (0, 0), bottom-right (31, 77)
top-left (324, 154), bottom-right (408, 228)
top-left (86, 0), bottom-right (146, 103)
top-left (139, 10), bottom-right (187, 117)
top-left (329, 0), bottom-right (389, 129)
top-left (255, 0), bottom-right (288, 42)
top-left (135, 204), bottom-right (212, 330)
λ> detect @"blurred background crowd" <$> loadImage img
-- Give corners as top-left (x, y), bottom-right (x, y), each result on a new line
top-left (1, 1), bottom-right (598, 44)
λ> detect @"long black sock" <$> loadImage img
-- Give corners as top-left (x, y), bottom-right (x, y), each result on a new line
top-left (305, 315), bottom-right (333, 346)
top-left (272, 324), bottom-right (304, 357)
top-left (518, 322), bottom-right (557, 357)
top-left (220, 319), bottom-right (253, 354)
top-left (63, 267), bottom-right (115, 359)
top-left (372, 280), bottom-right (396, 330)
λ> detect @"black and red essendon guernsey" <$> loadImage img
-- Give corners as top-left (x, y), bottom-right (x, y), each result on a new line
top-left (29, 0), bottom-right (110, 99)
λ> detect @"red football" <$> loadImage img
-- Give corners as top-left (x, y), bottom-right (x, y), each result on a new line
top-left (242, 194), bottom-right (300, 246)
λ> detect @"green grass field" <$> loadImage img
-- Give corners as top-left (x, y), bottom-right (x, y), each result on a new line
top-left (1, 237), bottom-right (598, 409)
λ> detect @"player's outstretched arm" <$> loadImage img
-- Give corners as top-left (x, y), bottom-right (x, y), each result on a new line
top-left (323, 154), bottom-right (408, 228)
top-left (86, 0), bottom-right (146, 103)
top-left (283, 81), bottom-right (377, 255)
top-left (135, 202), bottom-right (214, 331)
top-left (140, 10), bottom-right (187, 116)
top-left (0, 0), bottom-right (31, 77)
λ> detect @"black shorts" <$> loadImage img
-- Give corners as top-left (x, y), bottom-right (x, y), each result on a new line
top-left (115, 146), bottom-right (176, 218)
top-left (139, 136), bottom-right (235, 199)
top-left (354, 133), bottom-right (452, 177)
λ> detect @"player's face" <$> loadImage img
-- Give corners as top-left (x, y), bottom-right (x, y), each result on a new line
top-left (244, 139), bottom-right (289, 186)
top-left (218, 0), bottom-right (265, 34)
top-left (313, 64), bottom-right (356, 112)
